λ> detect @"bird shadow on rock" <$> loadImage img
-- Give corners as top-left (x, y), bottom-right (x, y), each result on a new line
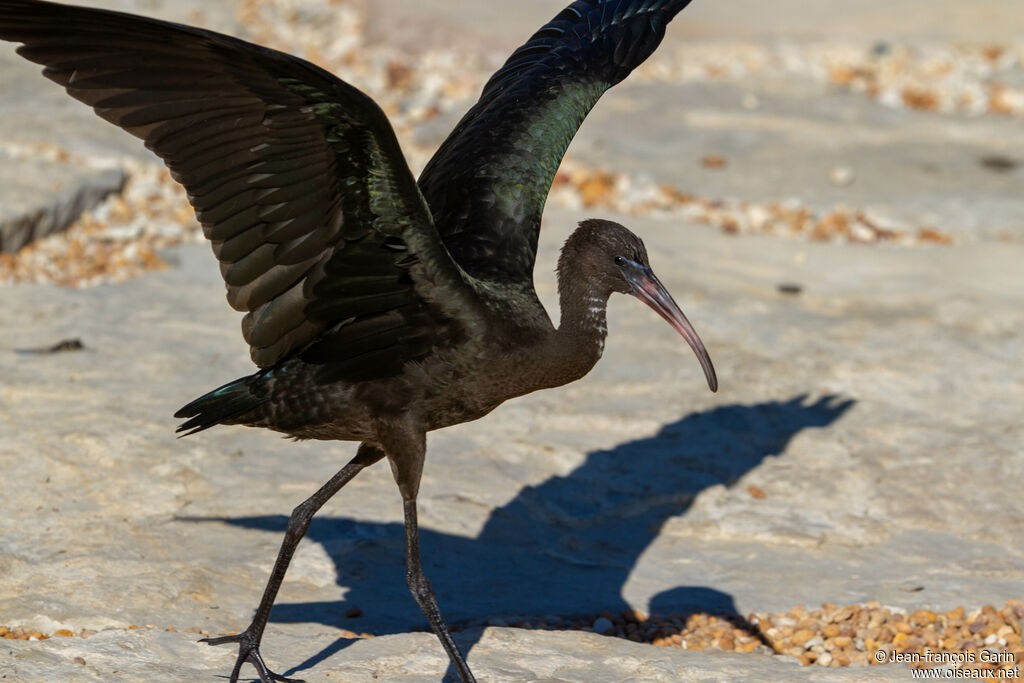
top-left (185, 392), bottom-right (852, 679)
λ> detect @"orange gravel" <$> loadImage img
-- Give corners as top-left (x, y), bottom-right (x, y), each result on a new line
top-left (4, 600), bottom-right (1020, 676)
top-left (510, 600), bottom-right (1023, 673)
top-left (5, 0), bottom-right (991, 288)
top-left (549, 158), bottom-right (957, 246)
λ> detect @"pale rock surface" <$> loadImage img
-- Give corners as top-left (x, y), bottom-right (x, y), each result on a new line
top-left (1, 1), bottom-right (1022, 682)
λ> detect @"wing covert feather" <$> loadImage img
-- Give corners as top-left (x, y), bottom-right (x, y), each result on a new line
top-left (419, 0), bottom-right (693, 283)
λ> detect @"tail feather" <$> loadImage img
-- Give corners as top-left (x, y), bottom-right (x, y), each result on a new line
top-left (174, 372), bottom-right (270, 436)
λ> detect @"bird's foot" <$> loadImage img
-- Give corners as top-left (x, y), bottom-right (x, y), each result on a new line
top-left (200, 629), bottom-right (303, 683)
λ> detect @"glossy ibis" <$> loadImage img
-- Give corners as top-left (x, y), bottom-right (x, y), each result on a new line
top-left (0, 0), bottom-right (716, 680)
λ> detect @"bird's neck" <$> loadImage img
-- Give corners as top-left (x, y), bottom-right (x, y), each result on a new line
top-left (547, 267), bottom-right (611, 387)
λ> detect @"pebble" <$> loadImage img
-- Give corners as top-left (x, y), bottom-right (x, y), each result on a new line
top-left (642, 41), bottom-right (1024, 118)
top-left (979, 155), bottom-right (1019, 173)
top-left (0, 161), bottom-right (197, 287)
top-left (803, 636), bottom-right (825, 650)
top-left (777, 283), bottom-right (803, 296)
top-left (549, 158), bottom-right (954, 247)
top-left (701, 155), bottom-right (727, 170)
top-left (791, 628), bottom-right (815, 646)
top-left (5, 5), bottom-right (979, 289)
top-left (12, 0), bottom-right (1024, 265)
top-left (827, 166), bottom-right (855, 186)
top-left (495, 598), bottom-right (1024, 673)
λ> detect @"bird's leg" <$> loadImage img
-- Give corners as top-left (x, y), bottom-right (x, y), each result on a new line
top-left (202, 443), bottom-right (385, 683)
top-left (403, 497), bottom-right (477, 683)
top-left (383, 425), bottom-right (477, 683)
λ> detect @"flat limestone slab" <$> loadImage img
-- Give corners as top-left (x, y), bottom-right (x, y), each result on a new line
top-left (0, 1), bottom-right (1021, 681)
top-left (0, 625), bottom-right (914, 682)
top-left (568, 78), bottom-right (1024, 243)
top-left (405, 3), bottom-right (1024, 246)
top-left (370, 0), bottom-right (1024, 47)
top-left (0, 151), bottom-right (124, 253)
top-left (1, 212), bottom-right (1021, 679)
top-left (0, 0), bottom-right (239, 252)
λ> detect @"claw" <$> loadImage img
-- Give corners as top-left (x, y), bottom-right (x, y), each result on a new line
top-left (201, 630), bottom-right (304, 683)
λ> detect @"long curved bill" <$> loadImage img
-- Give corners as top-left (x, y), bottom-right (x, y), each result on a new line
top-left (621, 261), bottom-right (718, 393)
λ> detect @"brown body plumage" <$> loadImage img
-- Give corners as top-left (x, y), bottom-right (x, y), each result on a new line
top-left (226, 220), bottom-right (657, 441)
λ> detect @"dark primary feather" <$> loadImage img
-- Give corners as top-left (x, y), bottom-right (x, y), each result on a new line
top-left (0, 0), bottom-right (481, 380)
top-left (419, 0), bottom-right (693, 283)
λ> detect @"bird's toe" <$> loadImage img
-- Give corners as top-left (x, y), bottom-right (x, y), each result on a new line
top-left (200, 630), bottom-right (301, 683)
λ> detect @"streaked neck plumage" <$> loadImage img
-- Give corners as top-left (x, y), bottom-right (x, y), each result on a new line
top-left (546, 245), bottom-right (612, 388)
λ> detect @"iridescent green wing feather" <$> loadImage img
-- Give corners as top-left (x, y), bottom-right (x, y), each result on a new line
top-left (419, 0), bottom-right (694, 283)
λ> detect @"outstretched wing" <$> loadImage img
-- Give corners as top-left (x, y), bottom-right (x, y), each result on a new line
top-left (419, 0), bottom-right (693, 283)
top-left (0, 0), bottom-right (481, 378)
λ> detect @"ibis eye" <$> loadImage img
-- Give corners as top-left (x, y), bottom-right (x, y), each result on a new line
top-left (614, 256), bottom-right (626, 266)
